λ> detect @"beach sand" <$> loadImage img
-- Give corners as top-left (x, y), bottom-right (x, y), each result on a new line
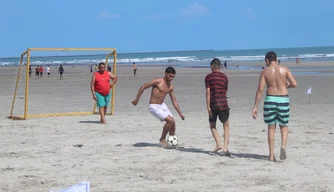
top-left (0, 63), bottom-right (334, 192)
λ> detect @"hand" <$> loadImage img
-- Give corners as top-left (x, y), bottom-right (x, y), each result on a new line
top-left (207, 108), bottom-right (213, 117)
top-left (93, 95), bottom-right (97, 101)
top-left (252, 107), bottom-right (258, 119)
top-left (286, 81), bottom-right (291, 88)
top-left (180, 114), bottom-right (185, 120)
top-left (132, 99), bottom-right (138, 106)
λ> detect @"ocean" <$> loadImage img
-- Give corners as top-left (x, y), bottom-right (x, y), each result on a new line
top-left (0, 46), bottom-right (334, 67)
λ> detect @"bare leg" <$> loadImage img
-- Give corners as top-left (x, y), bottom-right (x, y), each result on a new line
top-left (210, 122), bottom-right (222, 153)
top-left (279, 125), bottom-right (288, 160)
top-left (99, 107), bottom-right (106, 124)
top-left (222, 119), bottom-right (230, 153)
top-left (268, 124), bottom-right (276, 161)
top-left (160, 116), bottom-right (175, 147)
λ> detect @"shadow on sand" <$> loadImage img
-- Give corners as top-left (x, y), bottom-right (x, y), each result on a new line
top-left (133, 142), bottom-right (269, 160)
top-left (78, 120), bottom-right (101, 124)
top-left (133, 142), bottom-right (162, 148)
top-left (133, 142), bottom-right (229, 157)
top-left (232, 153), bottom-right (268, 160)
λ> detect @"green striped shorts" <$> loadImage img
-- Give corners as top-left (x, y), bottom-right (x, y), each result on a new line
top-left (263, 95), bottom-right (290, 126)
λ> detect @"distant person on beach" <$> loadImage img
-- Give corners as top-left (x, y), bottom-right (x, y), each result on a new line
top-left (58, 65), bottom-right (64, 80)
top-left (131, 66), bottom-right (185, 147)
top-left (205, 58), bottom-right (231, 155)
top-left (29, 66), bottom-right (32, 77)
top-left (47, 65), bottom-right (50, 77)
top-left (95, 65), bottom-right (98, 72)
top-left (39, 66), bottom-right (44, 78)
top-left (35, 65), bottom-right (40, 80)
top-left (107, 65), bottom-right (112, 72)
top-left (91, 62), bottom-right (118, 124)
top-left (133, 62), bottom-right (138, 78)
top-left (90, 65), bottom-right (93, 74)
top-left (224, 61), bottom-right (227, 68)
top-left (252, 51), bottom-right (297, 162)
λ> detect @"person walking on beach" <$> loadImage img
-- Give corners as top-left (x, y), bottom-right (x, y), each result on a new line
top-left (91, 62), bottom-right (118, 124)
top-left (39, 66), bottom-right (44, 78)
top-left (205, 58), bottom-right (231, 155)
top-left (131, 66), bottom-right (185, 147)
top-left (47, 65), bottom-right (50, 77)
top-left (252, 51), bottom-right (297, 162)
top-left (58, 65), bottom-right (64, 80)
top-left (35, 65), bottom-right (40, 80)
top-left (29, 65), bottom-right (32, 78)
top-left (133, 62), bottom-right (138, 78)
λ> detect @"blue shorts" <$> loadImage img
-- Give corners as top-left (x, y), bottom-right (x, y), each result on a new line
top-left (95, 92), bottom-right (111, 108)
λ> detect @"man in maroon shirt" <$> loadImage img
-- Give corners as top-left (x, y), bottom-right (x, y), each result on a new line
top-left (205, 58), bottom-right (231, 156)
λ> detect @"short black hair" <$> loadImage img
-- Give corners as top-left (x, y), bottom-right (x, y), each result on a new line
top-left (99, 62), bottom-right (105, 67)
top-left (165, 66), bottom-right (176, 74)
top-left (210, 58), bottom-right (221, 69)
top-left (265, 51), bottom-right (277, 62)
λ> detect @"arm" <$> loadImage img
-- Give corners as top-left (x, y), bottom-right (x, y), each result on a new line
top-left (253, 71), bottom-right (266, 108)
top-left (169, 88), bottom-right (185, 120)
top-left (286, 69), bottom-right (297, 88)
top-left (108, 72), bottom-right (118, 87)
top-left (132, 78), bottom-right (160, 105)
top-left (206, 88), bottom-right (211, 111)
top-left (90, 74), bottom-right (96, 100)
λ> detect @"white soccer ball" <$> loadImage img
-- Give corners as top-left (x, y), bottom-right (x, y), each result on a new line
top-left (167, 135), bottom-right (178, 147)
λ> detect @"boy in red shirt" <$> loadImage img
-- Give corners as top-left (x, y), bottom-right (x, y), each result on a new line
top-left (205, 58), bottom-right (231, 155)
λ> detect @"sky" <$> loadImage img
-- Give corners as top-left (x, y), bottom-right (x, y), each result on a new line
top-left (0, 0), bottom-right (334, 57)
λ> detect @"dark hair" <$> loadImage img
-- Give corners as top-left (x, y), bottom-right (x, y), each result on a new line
top-left (165, 66), bottom-right (176, 74)
top-left (265, 51), bottom-right (277, 62)
top-left (99, 62), bottom-right (105, 67)
top-left (210, 58), bottom-right (221, 69)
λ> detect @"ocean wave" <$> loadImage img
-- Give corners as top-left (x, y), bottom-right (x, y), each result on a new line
top-left (1, 53), bottom-right (334, 66)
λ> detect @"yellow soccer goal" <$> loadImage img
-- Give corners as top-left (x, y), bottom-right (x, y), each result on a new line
top-left (8, 48), bottom-right (117, 120)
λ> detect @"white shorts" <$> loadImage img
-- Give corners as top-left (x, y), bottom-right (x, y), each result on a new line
top-left (148, 103), bottom-right (173, 122)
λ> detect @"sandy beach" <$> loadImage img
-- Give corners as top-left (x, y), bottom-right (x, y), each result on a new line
top-left (0, 62), bottom-right (334, 192)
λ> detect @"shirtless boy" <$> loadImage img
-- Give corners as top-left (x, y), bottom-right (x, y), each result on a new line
top-left (132, 67), bottom-right (185, 147)
top-left (252, 51), bottom-right (297, 162)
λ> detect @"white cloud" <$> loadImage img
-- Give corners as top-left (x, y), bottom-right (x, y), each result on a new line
top-left (179, 2), bottom-right (210, 16)
top-left (99, 10), bottom-right (120, 19)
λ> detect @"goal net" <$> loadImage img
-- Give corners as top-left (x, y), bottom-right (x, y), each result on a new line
top-left (8, 48), bottom-right (117, 120)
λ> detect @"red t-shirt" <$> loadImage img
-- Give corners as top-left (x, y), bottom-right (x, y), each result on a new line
top-left (205, 72), bottom-right (229, 111)
top-left (94, 71), bottom-right (111, 96)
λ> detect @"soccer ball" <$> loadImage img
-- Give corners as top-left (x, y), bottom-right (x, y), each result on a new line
top-left (167, 135), bottom-right (178, 147)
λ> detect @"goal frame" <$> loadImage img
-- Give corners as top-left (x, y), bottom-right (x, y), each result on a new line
top-left (8, 48), bottom-right (117, 120)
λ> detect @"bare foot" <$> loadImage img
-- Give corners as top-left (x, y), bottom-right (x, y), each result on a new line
top-left (268, 157), bottom-right (277, 162)
top-left (223, 150), bottom-right (232, 157)
top-left (100, 119), bottom-right (107, 124)
top-left (212, 146), bottom-right (222, 153)
top-left (280, 146), bottom-right (287, 160)
top-left (159, 139), bottom-right (168, 147)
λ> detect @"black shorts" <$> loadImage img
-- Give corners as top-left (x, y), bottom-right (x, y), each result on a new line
top-left (209, 110), bottom-right (229, 123)
top-left (36, 72), bottom-right (39, 76)
top-left (60, 72), bottom-right (63, 75)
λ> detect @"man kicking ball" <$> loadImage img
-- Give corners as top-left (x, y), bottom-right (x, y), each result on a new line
top-left (132, 66), bottom-right (185, 147)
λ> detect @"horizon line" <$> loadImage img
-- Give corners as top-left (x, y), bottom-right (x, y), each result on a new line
top-left (0, 45), bottom-right (333, 59)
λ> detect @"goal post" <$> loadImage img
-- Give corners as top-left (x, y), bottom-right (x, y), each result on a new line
top-left (8, 47), bottom-right (117, 120)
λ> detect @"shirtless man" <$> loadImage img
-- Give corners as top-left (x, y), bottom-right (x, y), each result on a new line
top-left (133, 62), bottom-right (138, 78)
top-left (252, 51), bottom-right (297, 162)
top-left (132, 66), bottom-right (185, 147)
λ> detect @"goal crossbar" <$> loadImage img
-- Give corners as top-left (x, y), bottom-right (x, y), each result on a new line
top-left (8, 47), bottom-right (117, 120)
